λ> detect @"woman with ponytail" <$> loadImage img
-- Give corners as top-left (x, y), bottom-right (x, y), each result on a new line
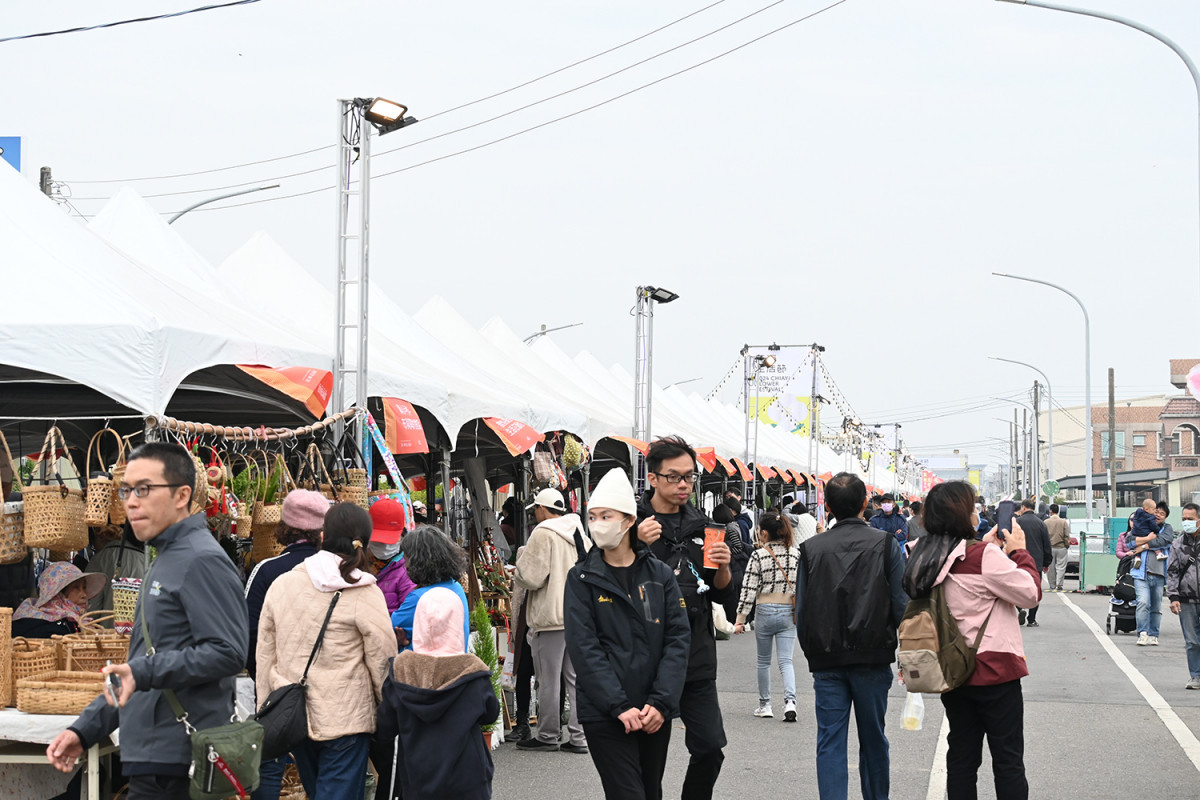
top-left (733, 511), bottom-right (800, 722)
top-left (257, 502), bottom-right (397, 800)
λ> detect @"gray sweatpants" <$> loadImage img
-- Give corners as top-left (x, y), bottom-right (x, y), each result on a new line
top-left (529, 628), bottom-right (585, 746)
top-left (1049, 547), bottom-right (1069, 589)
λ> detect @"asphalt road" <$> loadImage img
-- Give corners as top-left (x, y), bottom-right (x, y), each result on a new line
top-left (492, 581), bottom-right (1200, 799)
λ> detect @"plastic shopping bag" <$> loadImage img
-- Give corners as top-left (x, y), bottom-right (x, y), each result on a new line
top-left (901, 692), bottom-right (925, 731)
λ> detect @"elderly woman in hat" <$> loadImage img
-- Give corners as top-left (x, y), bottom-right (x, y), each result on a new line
top-left (13, 562), bottom-right (107, 639)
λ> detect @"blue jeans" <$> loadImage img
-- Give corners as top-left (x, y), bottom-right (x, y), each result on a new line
top-left (812, 665), bottom-right (892, 800)
top-left (294, 733), bottom-right (370, 800)
top-left (755, 604), bottom-right (797, 703)
top-left (250, 756), bottom-right (287, 800)
top-left (1135, 573), bottom-right (1166, 636)
top-left (1180, 602), bottom-right (1200, 678)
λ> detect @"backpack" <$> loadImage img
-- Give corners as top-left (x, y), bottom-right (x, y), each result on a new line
top-left (897, 581), bottom-right (996, 694)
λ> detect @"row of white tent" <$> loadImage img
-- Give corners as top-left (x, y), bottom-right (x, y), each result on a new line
top-left (2, 164), bottom-right (906, 486)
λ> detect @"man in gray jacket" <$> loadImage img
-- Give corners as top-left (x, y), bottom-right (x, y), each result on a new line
top-left (47, 443), bottom-right (248, 800)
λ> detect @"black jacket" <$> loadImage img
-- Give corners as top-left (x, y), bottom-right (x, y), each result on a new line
top-left (244, 541), bottom-right (319, 678)
top-left (376, 652), bottom-right (499, 800)
top-left (635, 492), bottom-right (733, 682)
top-left (564, 544), bottom-right (690, 723)
top-left (795, 517), bottom-right (908, 672)
top-left (1017, 511), bottom-right (1053, 571)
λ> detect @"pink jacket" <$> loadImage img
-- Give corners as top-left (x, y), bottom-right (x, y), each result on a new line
top-left (936, 540), bottom-right (1042, 686)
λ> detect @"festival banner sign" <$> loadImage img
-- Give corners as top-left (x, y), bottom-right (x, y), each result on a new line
top-left (237, 365), bottom-right (332, 418)
top-left (382, 397), bottom-right (429, 454)
top-left (744, 348), bottom-right (822, 437)
top-left (483, 417), bottom-right (545, 457)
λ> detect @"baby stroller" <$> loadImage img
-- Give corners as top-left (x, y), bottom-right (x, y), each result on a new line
top-left (1106, 553), bottom-right (1137, 635)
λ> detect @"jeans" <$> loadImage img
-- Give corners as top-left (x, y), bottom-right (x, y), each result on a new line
top-left (294, 733), bottom-right (370, 800)
top-left (1135, 573), bottom-right (1166, 636)
top-left (755, 604), bottom-right (797, 703)
top-left (940, 680), bottom-right (1027, 800)
top-left (583, 717), bottom-right (672, 800)
top-left (1180, 602), bottom-right (1200, 678)
top-left (812, 664), bottom-right (892, 800)
top-left (251, 756), bottom-right (286, 800)
top-left (1048, 547), bottom-right (1069, 590)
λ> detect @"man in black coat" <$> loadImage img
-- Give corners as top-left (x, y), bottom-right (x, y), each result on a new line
top-left (637, 436), bottom-right (733, 800)
top-left (1016, 497), bottom-right (1053, 626)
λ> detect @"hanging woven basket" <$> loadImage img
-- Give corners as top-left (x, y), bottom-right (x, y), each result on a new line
top-left (23, 427), bottom-right (87, 552)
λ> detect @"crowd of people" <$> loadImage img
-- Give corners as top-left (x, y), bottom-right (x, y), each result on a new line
top-left (24, 434), bottom-right (1200, 800)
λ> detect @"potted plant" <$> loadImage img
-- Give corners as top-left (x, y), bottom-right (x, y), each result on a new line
top-left (469, 599), bottom-right (503, 747)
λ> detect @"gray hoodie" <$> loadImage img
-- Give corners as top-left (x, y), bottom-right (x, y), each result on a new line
top-left (70, 513), bottom-right (248, 772)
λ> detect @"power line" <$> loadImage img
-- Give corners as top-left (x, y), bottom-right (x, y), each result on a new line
top-left (67, 0), bottom-right (736, 185)
top-left (0, 0), bottom-right (263, 45)
top-left (162, 0), bottom-right (853, 215)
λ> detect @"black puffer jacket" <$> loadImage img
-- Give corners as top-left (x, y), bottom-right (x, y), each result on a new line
top-left (635, 493), bottom-right (733, 682)
top-left (564, 544), bottom-right (690, 723)
top-left (1168, 529), bottom-right (1200, 603)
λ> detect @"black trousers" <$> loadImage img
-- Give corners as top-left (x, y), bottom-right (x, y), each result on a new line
top-left (516, 632), bottom-right (535, 722)
top-left (125, 774), bottom-right (191, 800)
top-left (1025, 604), bottom-right (1039, 622)
top-left (583, 718), bottom-right (672, 800)
top-left (678, 679), bottom-right (726, 800)
top-left (940, 680), bottom-right (1028, 800)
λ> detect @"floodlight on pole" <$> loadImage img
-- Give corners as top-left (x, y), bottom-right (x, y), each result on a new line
top-left (993, 272), bottom-right (1093, 519)
top-left (361, 97), bottom-right (419, 135)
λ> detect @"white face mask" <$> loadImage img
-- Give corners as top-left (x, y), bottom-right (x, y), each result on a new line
top-left (1183, 519), bottom-right (1198, 534)
top-left (369, 540), bottom-right (400, 561)
top-left (590, 518), bottom-right (628, 550)
top-left (881, 503), bottom-right (895, 513)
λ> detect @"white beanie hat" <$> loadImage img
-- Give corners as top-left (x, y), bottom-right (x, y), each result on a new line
top-left (589, 468), bottom-right (637, 516)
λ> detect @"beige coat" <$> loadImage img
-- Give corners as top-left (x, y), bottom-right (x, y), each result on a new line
top-left (513, 514), bottom-right (589, 633)
top-left (1047, 515), bottom-right (1072, 549)
top-left (257, 560), bottom-right (397, 741)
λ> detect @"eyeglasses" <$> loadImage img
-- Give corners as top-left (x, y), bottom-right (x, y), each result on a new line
top-left (117, 484), bottom-right (184, 500)
top-left (653, 472), bottom-right (696, 485)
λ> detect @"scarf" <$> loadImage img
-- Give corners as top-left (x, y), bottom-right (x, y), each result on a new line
top-left (13, 594), bottom-right (85, 624)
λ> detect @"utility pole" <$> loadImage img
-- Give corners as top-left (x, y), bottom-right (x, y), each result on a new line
top-left (39, 166), bottom-right (51, 196)
top-left (1013, 408), bottom-right (1019, 498)
top-left (1032, 381), bottom-right (1041, 502)
top-left (1108, 367), bottom-right (1117, 517)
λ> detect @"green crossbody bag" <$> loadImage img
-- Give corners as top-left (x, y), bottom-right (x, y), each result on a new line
top-left (139, 576), bottom-right (264, 799)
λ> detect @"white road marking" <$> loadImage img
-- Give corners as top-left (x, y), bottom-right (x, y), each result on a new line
top-left (1057, 592), bottom-right (1200, 772)
top-left (925, 712), bottom-right (950, 800)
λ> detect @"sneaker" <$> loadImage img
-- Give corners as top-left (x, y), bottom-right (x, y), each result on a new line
top-left (753, 702), bottom-right (773, 718)
top-left (1149, 636), bottom-right (1159, 646)
top-left (510, 724), bottom-right (532, 743)
top-left (1137, 632), bottom-right (1150, 646)
top-left (516, 738), bottom-right (560, 751)
top-left (1018, 609), bottom-right (1027, 625)
top-left (783, 699), bottom-right (797, 723)
top-left (1026, 620), bottom-right (1039, 627)
top-left (560, 743), bottom-right (589, 755)
top-left (1185, 677), bottom-right (1200, 690)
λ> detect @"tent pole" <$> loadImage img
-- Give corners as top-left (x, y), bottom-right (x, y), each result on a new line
top-left (440, 448), bottom-right (452, 536)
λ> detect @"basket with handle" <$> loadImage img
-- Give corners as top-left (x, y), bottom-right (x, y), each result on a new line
top-left (227, 452), bottom-right (260, 538)
top-left (10, 637), bottom-right (58, 706)
top-left (303, 444), bottom-right (340, 503)
top-left (0, 432), bottom-right (26, 565)
top-left (84, 429), bottom-right (125, 527)
top-left (23, 427), bottom-right (88, 552)
top-left (16, 670), bottom-right (106, 715)
top-left (333, 435), bottom-right (370, 510)
top-left (251, 452), bottom-right (296, 563)
top-left (108, 436), bottom-right (129, 526)
top-left (111, 578), bottom-right (142, 635)
top-left (59, 612), bottom-right (129, 673)
top-left (0, 607), bottom-right (11, 708)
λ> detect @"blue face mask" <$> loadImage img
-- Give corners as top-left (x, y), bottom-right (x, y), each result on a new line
top-left (1183, 520), bottom-right (1198, 534)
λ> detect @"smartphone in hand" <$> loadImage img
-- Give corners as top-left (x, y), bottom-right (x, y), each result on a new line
top-left (994, 500), bottom-right (1016, 541)
top-left (104, 660), bottom-right (122, 706)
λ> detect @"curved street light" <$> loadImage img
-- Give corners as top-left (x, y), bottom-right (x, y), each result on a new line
top-left (989, 356), bottom-right (1055, 485)
top-left (168, 184), bottom-right (280, 224)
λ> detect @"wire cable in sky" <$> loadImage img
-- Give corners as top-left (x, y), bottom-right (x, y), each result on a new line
top-left (0, 0), bottom-right (263, 45)
top-left (67, 0), bottom-right (732, 184)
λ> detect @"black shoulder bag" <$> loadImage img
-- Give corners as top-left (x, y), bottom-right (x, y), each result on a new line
top-left (255, 591), bottom-right (342, 760)
top-left (139, 580), bottom-right (264, 800)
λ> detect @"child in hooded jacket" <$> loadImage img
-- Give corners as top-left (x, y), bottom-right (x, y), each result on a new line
top-left (376, 586), bottom-right (500, 800)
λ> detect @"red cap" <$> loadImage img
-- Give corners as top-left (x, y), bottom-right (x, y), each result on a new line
top-left (370, 499), bottom-right (407, 545)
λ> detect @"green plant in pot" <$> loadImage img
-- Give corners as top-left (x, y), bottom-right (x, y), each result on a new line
top-left (469, 599), bottom-right (502, 736)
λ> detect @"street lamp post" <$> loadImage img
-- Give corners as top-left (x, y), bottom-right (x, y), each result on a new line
top-left (169, 184), bottom-right (280, 224)
top-left (994, 273), bottom-right (1093, 519)
top-left (989, 356), bottom-right (1055, 490)
top-left (749, 354), bottom-right (777, 514)
top-left (633, 285), bottom-right (679, 490)
top-left (998, 0), bottom-right (1200, 292)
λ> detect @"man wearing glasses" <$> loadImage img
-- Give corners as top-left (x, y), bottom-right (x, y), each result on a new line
top-left (47, 442), bottom-right (249, 800)
top-left (636, 436), bottom-right (733, 800)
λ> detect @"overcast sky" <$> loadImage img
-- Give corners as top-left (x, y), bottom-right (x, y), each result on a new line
top-left (5, 0), bottom-right (1197, 474)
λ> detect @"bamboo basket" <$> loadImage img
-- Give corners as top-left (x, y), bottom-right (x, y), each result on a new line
top-left (0, 431), bottom-right (26, 565)
top-left (17, 670), bottom-right (105, 715)
top-left (84, 429), bottom-right (124, 527)
top-left (11, 638), bottom-right (58, 706)
top-left (109, 441), bottom-right (128, 526)
top-left (0, 607), bottom-right (11, 708)
top-left (23, 427), bottom-right (88, 551)
top-left (111, 579), bottom-right (141, 636)
top-left (346, 468), bottom-right (369, 491)
top-left (250, 453), bottom-right (295, 564)
top-left (58, 612), bottom-right (129, 672)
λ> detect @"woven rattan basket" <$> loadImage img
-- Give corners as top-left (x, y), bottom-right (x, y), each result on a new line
top-left (84, 429), bottom-right (124, 527)
top-left (340, 485), bottom-right (369, 511)
top-left (111, 579), bottom-right (141, 636)
top-left (0, 607), bottom-right (11, 708)
top-left (11, 638), bottom-right (58, 706)
top-left (59, 612), bottom-right (129, 672)
top-left (17, 670), bottom-right (105, 715)
top-left (0, 432), bottom-right (26, 565)
top-left (346, 468), bottom-right (369, 491)
top-left (109, 448), bottom-right (128, 526)
top-left (23, 427), bottom-right (87, 552)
